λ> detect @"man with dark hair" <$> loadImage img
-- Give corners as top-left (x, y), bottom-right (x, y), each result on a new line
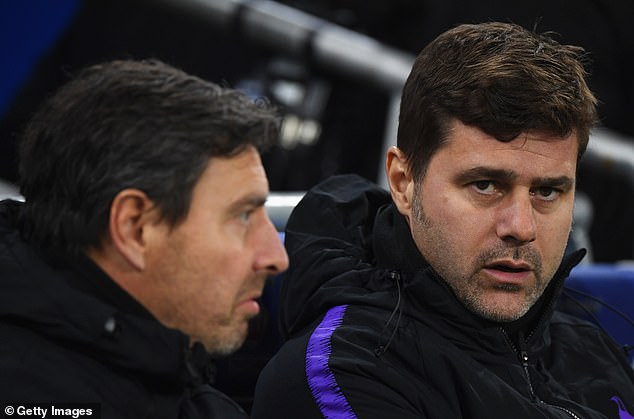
top-left (251, 22), bottom-right (634, 418)
top-left (0, 59), bottom-right (288, 418)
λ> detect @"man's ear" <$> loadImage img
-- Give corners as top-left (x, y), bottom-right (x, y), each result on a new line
top-left (386, 146), bottom-right (415, 220)
top-left (108, 189), bottom-right (159, 271)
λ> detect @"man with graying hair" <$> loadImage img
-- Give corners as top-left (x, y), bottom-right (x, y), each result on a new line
top-left (251, 22), bottom-right (634, 418)
top-left (0, 59), bottom-right (288, 418)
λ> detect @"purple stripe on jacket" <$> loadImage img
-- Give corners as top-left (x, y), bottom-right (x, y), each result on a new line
top-left (305, 304), bottom-right (357, 419)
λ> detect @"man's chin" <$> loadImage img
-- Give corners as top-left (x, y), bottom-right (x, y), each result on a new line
top-left (466, 294), bottom-right (532, 323)
top-left (207, 339), bottom-right (244, 357)
top-left (196, 324), bottom-right (249, 357)
top-left (479, 310), bottom-right (526, 323)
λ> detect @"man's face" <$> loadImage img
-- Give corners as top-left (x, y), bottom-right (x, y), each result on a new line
top-left (144, 146), bottom-right (288, 355)
top-left (409, 120), bottom-right (578, 322)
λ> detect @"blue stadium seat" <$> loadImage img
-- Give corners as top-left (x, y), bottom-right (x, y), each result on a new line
top-left (563, 264), bottom-right (634, 364)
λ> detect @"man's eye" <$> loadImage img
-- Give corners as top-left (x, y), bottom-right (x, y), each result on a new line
top-left (532, 187), bottom-right (561, 201)
top-left (239, 210), bottom-right (253, 222)
top-left (472, 181), bottom-right (496, 194)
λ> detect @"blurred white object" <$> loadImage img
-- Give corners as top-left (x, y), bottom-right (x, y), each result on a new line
top-left (0, 179), bottom-right (23, 202)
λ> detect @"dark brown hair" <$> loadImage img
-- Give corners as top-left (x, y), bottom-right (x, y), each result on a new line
top-left (19, 59), bottom-right (280, 254)
top-left (397, 22), bottom-right (598, 181)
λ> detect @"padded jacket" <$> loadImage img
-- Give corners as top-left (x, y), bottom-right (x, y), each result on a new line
top-left (0, 200), bottom-right (247, 419)
top-left (251, 174), bottom-right (634, 419)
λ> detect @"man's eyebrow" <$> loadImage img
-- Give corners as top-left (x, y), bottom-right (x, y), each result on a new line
top-left (227, 195), bottom-right (268, 212)
top-left (455, 167), bottom-right (575, 190)
top-left (533, 176), bottom-right (575, 190)
top-left (455, 167), bottom-right (517, 184)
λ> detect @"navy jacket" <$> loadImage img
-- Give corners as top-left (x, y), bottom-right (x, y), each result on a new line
top-left (0, 200), bottom-right (247, 419)
top-left (252, 174), bottom-right (634, 419)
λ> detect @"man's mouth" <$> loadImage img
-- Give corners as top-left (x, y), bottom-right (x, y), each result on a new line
top-left (485, 259), bottom-right (532, 271)
top-left (489, 264), bottom-right (529, 273)
top-left (482, 260), bottom-right (533, 284)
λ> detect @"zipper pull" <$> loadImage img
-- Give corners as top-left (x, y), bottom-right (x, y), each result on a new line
top-left (519, 349), bottom-right (538, 402)
top-left (517, 330), bottom-right (529, 364)
top-left (517, 331), bottom-right (538, 402)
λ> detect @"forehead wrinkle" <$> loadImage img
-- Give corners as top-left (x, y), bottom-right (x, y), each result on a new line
top-left (510, 132), bottom-right (578, 160)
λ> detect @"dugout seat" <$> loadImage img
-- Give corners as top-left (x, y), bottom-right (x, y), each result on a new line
top-left (562, 263), bottom-right (634, 365)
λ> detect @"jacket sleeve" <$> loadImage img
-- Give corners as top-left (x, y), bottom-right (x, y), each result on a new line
top-left (546, 311), bottom-right (634, 417)
top-left (251, 319), bottom-right (431, 419)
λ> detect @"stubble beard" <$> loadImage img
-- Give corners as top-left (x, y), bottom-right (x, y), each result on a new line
top-left (411, 189), bottom-right (549, 323)
top-left (461, 247), bottom-right (546, 322)
top-left (200, 315), bottom-right (250, 357)
top-left (201, 275), bottom-right (266, 357)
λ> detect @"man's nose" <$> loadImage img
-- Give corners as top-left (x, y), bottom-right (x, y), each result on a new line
top-left (254, 214), bottom-right (289, 275)
top-left (496, 191), bottom-right (537, 245)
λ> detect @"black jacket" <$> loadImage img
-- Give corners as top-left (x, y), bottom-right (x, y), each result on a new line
top-left (0, 200), bottom-right (246, 419)
top-left (252, 174), bottom-right (634, 419)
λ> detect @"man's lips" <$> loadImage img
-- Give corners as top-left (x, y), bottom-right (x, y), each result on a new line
top-left (482, 260), bottom-right (533, 284)
top-left (237, 293), bottom-right (262, 315)
top-left (485, 259), bottom-right (532, 271)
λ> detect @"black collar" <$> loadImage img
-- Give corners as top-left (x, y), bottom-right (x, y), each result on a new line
top-left (373, 203), bottom-right (427, 274)
top-left (42, 245), bottom-right (155, 321)
top-left (371, 203), bottom-right (585, 344)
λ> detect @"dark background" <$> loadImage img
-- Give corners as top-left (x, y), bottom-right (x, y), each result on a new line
top-left (1, 0), bottom-right (633, 259)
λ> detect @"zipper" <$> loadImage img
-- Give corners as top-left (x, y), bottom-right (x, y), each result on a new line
top-left (548, 405), bottom-right (582, 419)
top-left (500, 328), bottom-right (582, 419)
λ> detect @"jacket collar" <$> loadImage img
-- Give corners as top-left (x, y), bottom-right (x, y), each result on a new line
top-left (372, 203), bottom-right (586, 351)
top-left (0, 200), bottom-right (212, 387)
top-left (373, 202), bottom-right (427, 275)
